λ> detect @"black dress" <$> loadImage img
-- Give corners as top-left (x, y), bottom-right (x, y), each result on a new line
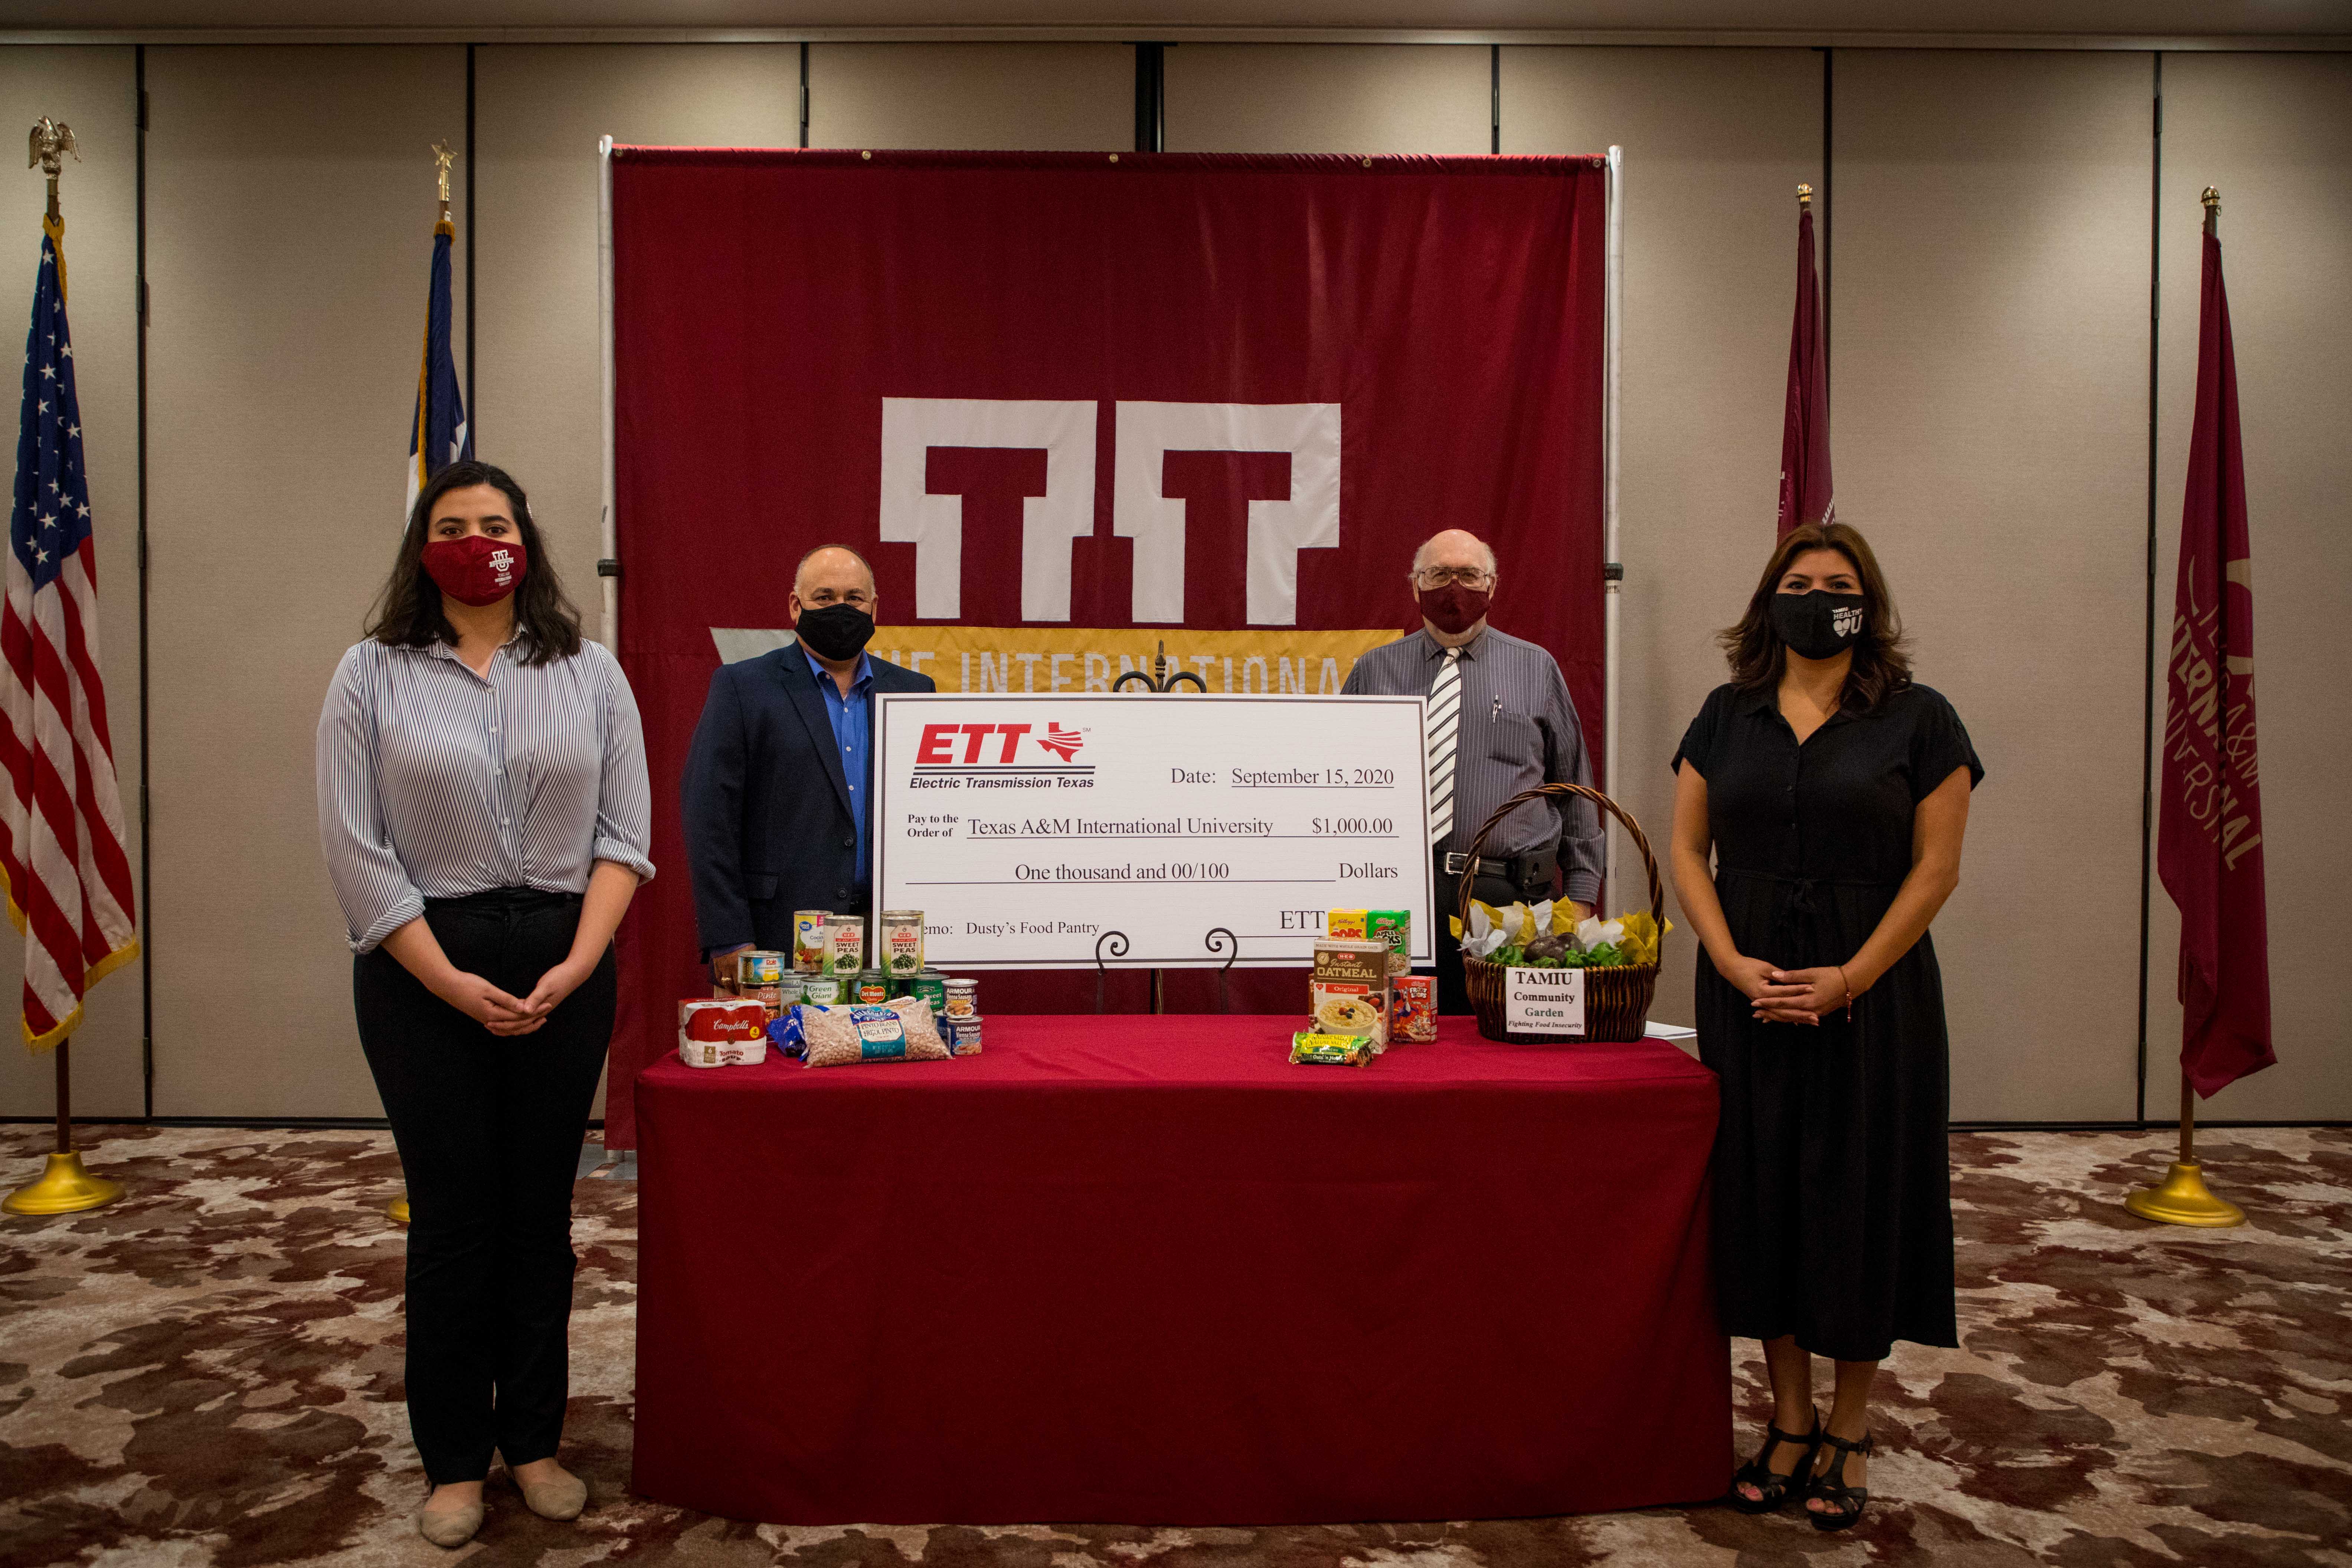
top-left (1673, 680), bottom-right (1983, 1363)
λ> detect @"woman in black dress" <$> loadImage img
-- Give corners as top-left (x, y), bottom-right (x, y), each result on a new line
top-left (1668, 522), bottom-right (1980, 1532)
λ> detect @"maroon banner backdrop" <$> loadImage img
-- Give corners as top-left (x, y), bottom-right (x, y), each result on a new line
top-left (608, 148), bottom-right (1606, 1145)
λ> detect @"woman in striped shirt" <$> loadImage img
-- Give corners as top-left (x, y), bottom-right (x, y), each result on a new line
top-left (316, 460), bottom-right (653, 1549)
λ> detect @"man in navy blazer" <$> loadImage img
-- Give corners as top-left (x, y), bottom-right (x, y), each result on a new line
top-left (681, 544), bottom-right (934, 974)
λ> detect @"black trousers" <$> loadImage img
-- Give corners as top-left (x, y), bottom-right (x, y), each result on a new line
top-left (354, 887), bottom-right (615, 1485)
top-left (1431, 851), bottom-right (1561, 1015)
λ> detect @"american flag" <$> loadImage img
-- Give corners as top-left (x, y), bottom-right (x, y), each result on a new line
top-left (3, 218), bottom-right (137, 1050)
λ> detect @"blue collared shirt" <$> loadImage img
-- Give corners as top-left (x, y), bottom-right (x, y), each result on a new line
top-left (804, 645), bottom-right (876, 886)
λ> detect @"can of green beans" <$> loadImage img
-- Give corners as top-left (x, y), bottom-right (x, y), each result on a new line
top-left (910, 970), bottom-right (949, 1016)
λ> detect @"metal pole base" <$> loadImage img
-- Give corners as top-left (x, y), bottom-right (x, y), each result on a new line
top-left (3, 1150), bottom-right (124, 1215)
top-left (2124, 1161), bottom-right (2246, 1228)
top-left (387, 1194), bottom-right (411, 1226)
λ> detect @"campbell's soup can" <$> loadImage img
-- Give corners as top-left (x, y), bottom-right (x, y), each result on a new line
top-left (736, 949), bottom-right (785, 987)
top-left (793, 911), bottom-right (831, 973)
top-left (827, 913), bottom-right (866, 975)
top-left (880, 909), bottom-right (925, 977)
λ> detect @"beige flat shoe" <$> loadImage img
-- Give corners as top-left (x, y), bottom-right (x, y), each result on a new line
top-left (416, 1495), bottom-right (484, 1548)
top-left (516, 1466), bottom-right (588, 1521)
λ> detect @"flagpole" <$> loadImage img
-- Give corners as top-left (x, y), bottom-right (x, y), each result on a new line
top-left (2126, 184), bottom-right (2245, 1231)
top-left (389, 142), bottom-right (461, 1233)
top-left (5, 120), bottom-right (124, 1218)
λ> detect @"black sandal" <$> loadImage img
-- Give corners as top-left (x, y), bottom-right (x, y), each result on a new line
top-left (1728, 1410), bottom-right (1820, 1514)
top-left (1805, 1429), bottom-right (1873, 1531)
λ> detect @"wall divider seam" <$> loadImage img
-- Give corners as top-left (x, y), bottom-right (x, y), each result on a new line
top-left (465, 42), bottom-right (476, 436)
top-left (1820, 45), bottom-right (1832, 416)
top-left (2136, 50), bottom-right (2162, 1127)
top-left (1489, 44), bottom-right (1499, 154)
top-left (799, 41), bottom-right (810, 148)
top-left (134, 41), bottom-right (153, 1120)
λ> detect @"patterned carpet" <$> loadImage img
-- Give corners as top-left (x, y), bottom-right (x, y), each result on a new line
top-left (1, 1123), bottom-right (2346, 1566)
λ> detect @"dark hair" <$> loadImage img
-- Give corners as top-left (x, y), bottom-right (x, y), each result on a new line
top-left (1719, 520), bottom-right (1912, 712)
top-left (365, 460), bottom-right (583, 666)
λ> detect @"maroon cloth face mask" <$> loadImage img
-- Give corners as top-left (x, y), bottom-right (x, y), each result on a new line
top-left (1417, 584), bottom-right (1490, 635)
top-left (422, 534), bottom-right (527, 607)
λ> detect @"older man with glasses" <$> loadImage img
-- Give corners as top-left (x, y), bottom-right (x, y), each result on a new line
top-left (1341, 528), bottom-right (1603, 1014)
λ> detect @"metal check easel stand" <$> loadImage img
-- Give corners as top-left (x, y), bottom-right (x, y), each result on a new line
top-left (1089, 644), bottom-right (1238, 1015)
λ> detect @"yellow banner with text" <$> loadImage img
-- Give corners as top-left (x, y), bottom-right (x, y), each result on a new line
top-left (871, 627), bottom-right (1408, 695)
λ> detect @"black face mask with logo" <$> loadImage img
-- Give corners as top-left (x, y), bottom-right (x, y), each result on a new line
top-left (796, 602), bottom-right (876, 662)
top-left (1771, 589), bottom-right (1868, 661)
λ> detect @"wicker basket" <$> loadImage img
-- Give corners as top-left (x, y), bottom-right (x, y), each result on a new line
top-left (1457, 783), bottom-right (1664, 1044)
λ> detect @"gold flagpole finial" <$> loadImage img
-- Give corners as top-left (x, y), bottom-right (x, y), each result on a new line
top-left (431, 139), bottom-right (456, 218)
top-left (1797, 183), bottom-right (1813, 208)
top-left (27, 118), bottom-right (77, 225)
top-left (2201, 185), bottom-right (2220, 209)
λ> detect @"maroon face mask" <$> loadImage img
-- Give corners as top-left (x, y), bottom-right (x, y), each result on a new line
top-left (422, 534), bottom-right (526, 607)
top-left (1417, 584), bottom-right (1490, 635)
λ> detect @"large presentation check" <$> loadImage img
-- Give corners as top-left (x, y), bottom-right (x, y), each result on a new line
top-left (874, 693), bottom-right (1433, 969)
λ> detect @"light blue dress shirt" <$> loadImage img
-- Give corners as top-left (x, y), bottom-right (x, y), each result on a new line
top-left (803, 645), bottom-right (876, 887)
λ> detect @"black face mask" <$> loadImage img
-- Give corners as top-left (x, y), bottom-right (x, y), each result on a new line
top-left (796, 602), bottom-right (876, 662)
top-left (1770, 590), bottom-right (1867, 661)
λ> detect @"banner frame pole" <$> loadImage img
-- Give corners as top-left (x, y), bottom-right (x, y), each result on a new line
top-left (1602, 145), bottom-right (1624, 919)
top-left (598, 134), bottom-right (618, 651)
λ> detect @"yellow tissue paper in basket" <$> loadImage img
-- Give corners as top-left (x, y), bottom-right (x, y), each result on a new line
top-left (1615, 911), bottom-right (1671, 966)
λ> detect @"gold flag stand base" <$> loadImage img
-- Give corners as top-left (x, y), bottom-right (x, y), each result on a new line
top-left (4, 1150), bottom-right (124, 1215)
top-left (387, 1195), bottom-right (411, 1226)
top-left (2125, 1160), bottom-right (2246, 1228)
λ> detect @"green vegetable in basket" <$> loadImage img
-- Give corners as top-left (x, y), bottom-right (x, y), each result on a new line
top-left (1585, 942), bottom-right (1623, 968)
top-left (1493, 944), bottom-right (1524, 967)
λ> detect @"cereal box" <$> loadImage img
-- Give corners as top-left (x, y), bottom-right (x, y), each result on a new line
top-left (1365, 910), bottom-right (1412, 975)
top-left (1388, 974), bottom-right (1436, 1042)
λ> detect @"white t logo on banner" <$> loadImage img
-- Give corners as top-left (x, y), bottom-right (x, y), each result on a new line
top-left (877, 397), bottom-right (1097, 622)
top-left (1112, 401), bottom-right (1342, 626)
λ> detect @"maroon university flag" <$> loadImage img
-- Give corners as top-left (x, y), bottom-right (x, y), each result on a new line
top-left (1776, 193), bottom-right (1832, 536)
top-left (2156, 215), bottom-right (2272, 1098)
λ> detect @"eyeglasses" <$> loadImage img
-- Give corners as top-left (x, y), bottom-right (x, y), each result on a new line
top-left (1413, 567), bottom-right (1493, 588)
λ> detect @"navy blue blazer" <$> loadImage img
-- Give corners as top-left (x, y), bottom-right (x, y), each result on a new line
top-left (680, 646), bottom-right (935, 956)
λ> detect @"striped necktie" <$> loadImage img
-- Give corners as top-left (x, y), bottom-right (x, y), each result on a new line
top-left (1426, 645), bottom-right (1463, 846)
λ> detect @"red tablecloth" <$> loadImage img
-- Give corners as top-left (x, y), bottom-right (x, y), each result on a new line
top-left (633, 1014), bottom-right (1728, 1525)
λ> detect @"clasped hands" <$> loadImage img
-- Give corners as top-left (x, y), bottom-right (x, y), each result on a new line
top-left (434, 957), bottom-right (596, 1037)
top-left (1723, 955), bottom-right (1854, 1026)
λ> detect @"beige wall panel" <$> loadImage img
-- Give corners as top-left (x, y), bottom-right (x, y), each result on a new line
top-left (145, 45), bottom-right (467, 1117)
top-left (1835, 50), bottom-right (2152, 1122)
top-left (1501, 47), bottom-right (1821, 1034)
top-left (475, 43), bottom-right (799, 1122)
top-left (0, 47), bottom-right (143, 1120)
top-left (808, 43), bottom-right (1131, 151)
top-left (2148, 53), bottom-right (2352, 1123)
top-left (474, 44), bottom-right (798, 646)
top-left (1166, 45), bottom-right (1489, 155)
